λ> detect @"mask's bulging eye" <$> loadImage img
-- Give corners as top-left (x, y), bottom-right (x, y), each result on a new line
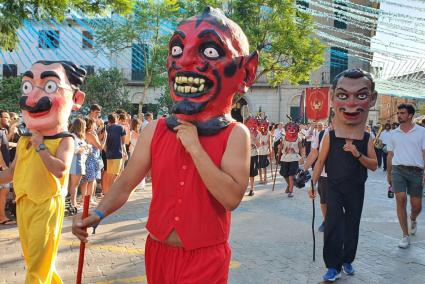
top-left (21, 81), bottom-right (33, 95)
top-left (357, 93), bottom-right (368, 100)
top-left (203, 47), bottom-right (220, 59)
top-left (337, 93), bottom-right (348, 100)
top-left (171, 45), bottom-right (183, 57)
top-left (44, 80), bottom-right (58, 94)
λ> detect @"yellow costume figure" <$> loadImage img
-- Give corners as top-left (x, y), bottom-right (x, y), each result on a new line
top-left (0, 61), bottom-right (87, 284)
top-left (14, 134), bottom-right (72, 283)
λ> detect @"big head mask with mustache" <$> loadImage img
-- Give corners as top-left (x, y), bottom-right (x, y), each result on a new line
top-left (331, 69), bottom-right (377, 140)
top-left (166, 7), bottom-right (259, 135)
top-left (20, 61), bottom-right (86, 136)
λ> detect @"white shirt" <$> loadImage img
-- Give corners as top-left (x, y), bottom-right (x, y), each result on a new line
top-left (311, 129), bottom-right (328, 177)
top-left (250, 132), bottom-right (260, 157)
top-left (380, 130), bottom-right (392, 145)
top-left (258, 133), bottom-right (270, 155)
top-left (387, 124), bottom-right (425, 168)
top-left (305, 128), bottom-right (315, 142)
top-left (281, 137), bottom-right (302, 162)
top-left (273, 128), bottom-right (283, 144)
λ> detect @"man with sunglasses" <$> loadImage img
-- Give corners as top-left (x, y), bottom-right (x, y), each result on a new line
top-left (0, 60), bottom-right (86, 283)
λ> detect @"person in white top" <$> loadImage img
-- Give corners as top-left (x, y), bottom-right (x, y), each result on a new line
top-left (379, 123), bottom-right (392, 171)
top-left (258, 120), bottom-right (271, 184)
top-left (304, 123), bottom-right (327, 232)
top-left (387, 103), bottom-right (425, 249)
top-left (246, 117), bottom-right (260, 196)
top-left (272, 123), bottom-right (283, 160)
top-left (279, 122), bottom-right (304, 198)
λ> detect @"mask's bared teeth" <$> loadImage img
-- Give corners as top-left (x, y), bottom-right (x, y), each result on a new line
top-left (184, 86), bottom-right (191, 93)
top-left (174, 83), bottom-right (177, 90)
top-left (194, 78), bottom-right (200, 84)
top-left (191, 87), bottom-right (197, 93)
top-left (188, 77), bottom-right (193, 83)
top-left (200, 78), bottom-right (205, 84)
top-left (199, 84), bottom-right (204, 92)
top-left (175, 77), bottom-right (180, 84)
top-left (178, 86), bottom-right (184, 93)
top-left (181, 76), bottom-right (188, 83)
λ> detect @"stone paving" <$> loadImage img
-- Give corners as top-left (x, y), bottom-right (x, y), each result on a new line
top-left (1, 169), bottom-right (425, 283)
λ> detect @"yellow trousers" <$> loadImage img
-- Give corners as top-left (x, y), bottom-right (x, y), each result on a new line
top-left (17, 196), bottom-right (65, 284)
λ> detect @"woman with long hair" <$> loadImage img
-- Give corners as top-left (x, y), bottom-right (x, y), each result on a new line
top-left (68, 118), bottom-right (88, 214)
top-left (80, 118), bottom-right (106, 206)
top-left (129, 118), bottom-right (145, 190)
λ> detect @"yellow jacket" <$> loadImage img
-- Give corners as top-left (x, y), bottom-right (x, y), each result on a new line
top-left (14, 133), bottom-right (73, 204)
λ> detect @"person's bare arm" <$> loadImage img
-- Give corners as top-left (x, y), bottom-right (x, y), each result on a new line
top-left (307, 134), bottom-right (329, 199)
top-left (174, 120), bottom-right (250, 211)
top-left (88, 131), bottom-right (106, 150)
top-left (31, 131), bottom-right (74, 178)
top-left (0, 146), bottom-right (7, 169)
top-left (343, 137), bottom-right (377, 171)
top-left (312, 134), bottom-right (329, 185)
top-left (0, 150), bottom-right (17, 184)
top-left (387, 151), bottom-right (393, 186)
top-left (303, 148), bottom-right (318, 171)
top-left (72, 121), bottom-right (156, 242)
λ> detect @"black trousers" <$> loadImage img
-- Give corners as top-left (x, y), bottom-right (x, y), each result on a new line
top-left (382, 151), bottom-right (388, 171)
top-left (323, 180), bottom-right (365, 270)
top-left (305, 141), bottom-right (312, 156)
top-left (375, 148), bottom-right (382, 168)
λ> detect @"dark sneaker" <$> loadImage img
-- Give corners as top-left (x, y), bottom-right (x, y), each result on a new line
top-left (342, 263), bottom-right (355, 275)
top-left (318, 222), bottom-right (325, 232)
top-left (248, 190), bottom-right (254, 196)
top-left (323, 268), bottom-right (341, 282)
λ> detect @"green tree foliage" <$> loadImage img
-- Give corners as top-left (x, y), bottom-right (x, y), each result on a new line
top-left (0, 0), bottom-right (133, 50)
top-left (93, 0), bottom-right (180, 106)
top-left (81, 69), bottom-right (131, 114)
top-left (229, 0), bottom-right (325, 86)
top-left (176, 0), bottom-right (325, 86)
top-left (155, 84), bottom-right (173, 115)
top-left (0, 76), bottom-right (21, 112)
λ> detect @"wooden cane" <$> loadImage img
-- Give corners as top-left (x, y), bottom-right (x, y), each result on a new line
top-left (272, 152), bottom-right (282, 191)
top-left (269, 153), bottom-right (273, 180)
top-left (311, 180), bottom-right (316, 262)
top-left (76, 195), bottom-right (91, 284)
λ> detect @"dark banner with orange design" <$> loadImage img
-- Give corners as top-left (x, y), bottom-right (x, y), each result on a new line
top-left (305, 87), bottom-right (330, 121)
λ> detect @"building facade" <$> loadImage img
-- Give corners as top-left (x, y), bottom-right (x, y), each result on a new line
top-left (0, 2), bottom-right (379, 122)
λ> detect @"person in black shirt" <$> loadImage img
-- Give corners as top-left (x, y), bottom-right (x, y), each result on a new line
top-left (0, 110), bottom-right (12, 225)
top-left (309, 69), bottom-right (378, 282)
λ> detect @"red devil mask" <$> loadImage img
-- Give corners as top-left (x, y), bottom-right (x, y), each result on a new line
top-left (258, 119), bottom-right (269, 135)
top-left (284, 122), bottom-right (300, 142)
top-left (245, 116), bottom-right (259, 136)
top-left (166, 7), bottom-right (259, 135)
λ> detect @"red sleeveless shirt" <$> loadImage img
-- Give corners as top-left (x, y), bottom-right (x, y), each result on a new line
top-left (147, 118), bottom-right (237, 250)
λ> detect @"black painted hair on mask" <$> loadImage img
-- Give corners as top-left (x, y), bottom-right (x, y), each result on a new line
top-left (331, 68), bottom-right (375, 92)
top-left (34, 60), bottom-right (87, 89)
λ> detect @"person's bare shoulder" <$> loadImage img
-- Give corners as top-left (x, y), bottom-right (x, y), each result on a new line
top-left (228, 123), bottom-right (250, 141)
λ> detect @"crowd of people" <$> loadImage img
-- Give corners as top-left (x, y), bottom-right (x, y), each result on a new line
top-left (0, 104), bottom-right (156, 223)
top-left (246, 99), bottom-right (425, 281)
top-left (3, 7), bottom-right (425, 284)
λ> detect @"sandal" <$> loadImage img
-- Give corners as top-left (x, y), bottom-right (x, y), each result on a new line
top-left (0, 219), bottom-right (16, 225)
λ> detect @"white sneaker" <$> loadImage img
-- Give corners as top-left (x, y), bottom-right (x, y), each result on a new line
top-left (410, 218), bottom-right (417, 235)
top-left (398, 236), bottom-right (410, 248)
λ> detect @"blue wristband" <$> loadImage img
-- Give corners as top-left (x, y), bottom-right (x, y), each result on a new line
top-left (94, 209), bottom-right (105, 220)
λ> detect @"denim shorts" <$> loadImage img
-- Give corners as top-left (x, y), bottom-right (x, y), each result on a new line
top-left (392, 165), bottom-right (423, 197)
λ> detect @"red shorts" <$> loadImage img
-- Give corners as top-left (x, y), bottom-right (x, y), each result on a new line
top-left (145, 235), bottom-right (231, 284)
